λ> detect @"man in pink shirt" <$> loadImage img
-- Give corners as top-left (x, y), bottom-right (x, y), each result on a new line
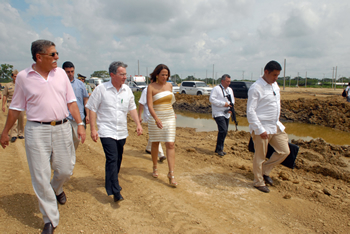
top-left (0, 39), bottom-right (86, 234)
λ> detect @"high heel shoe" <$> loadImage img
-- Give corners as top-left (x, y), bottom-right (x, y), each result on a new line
top-left (167, 171), bottom-right (178, 187)
top-left (152, 166), bottom-right (158, 178)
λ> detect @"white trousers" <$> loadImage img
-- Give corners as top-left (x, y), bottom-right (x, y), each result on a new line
top-left (146, 139), bottom-right (164, 158)
top-left (25, 121), bottom-right (75, 227)
top-left (68, 119), bottom-right (80, 152)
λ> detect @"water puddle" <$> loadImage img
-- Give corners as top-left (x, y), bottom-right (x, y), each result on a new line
top-left (175, 110), bottom-right (350, 146)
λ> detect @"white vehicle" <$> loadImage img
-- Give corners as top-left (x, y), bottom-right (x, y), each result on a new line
top-left (127, 75), bottom-right (147, 92)
top-left (167, 81), bottom-right (180, 93)
top-left (88, 77), bottom-right (104, 89)
top-left (180, 81), bottom-right (212, 95)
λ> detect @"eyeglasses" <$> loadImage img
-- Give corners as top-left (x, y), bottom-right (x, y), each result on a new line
top-left (39, 52), bottom-right (59, 57)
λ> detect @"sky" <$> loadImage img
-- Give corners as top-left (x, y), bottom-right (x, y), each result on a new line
top-left (1, 0), bottom-right (350, 80)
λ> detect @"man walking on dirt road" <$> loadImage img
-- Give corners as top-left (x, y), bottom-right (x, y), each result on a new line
top-left (0, 39), bottom-right (86, 234)
top-left (63, 61), bottom-right (90, 151)
top-left (247, 60), bottom-right (290, 193)
top-left (209, 74), bottom-right (234, 157)
top-left (86, 61), bottom-right (142, 203)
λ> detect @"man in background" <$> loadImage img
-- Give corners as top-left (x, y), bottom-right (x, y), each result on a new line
top-left (78, 73), bottom-right (92, 96)
top-left (63, 61), bottom-right (90, 150)
top-left (247, 60), bottom-right (290, 193)
top-left (209, 74), bottom-right (234, 157)
top-left (345, 82), bottom-right (350, 102)
top-left (2, 69), bottom-right (25, 142)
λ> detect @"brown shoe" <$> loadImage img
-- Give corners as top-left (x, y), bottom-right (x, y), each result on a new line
top-left (263, 175), bottom-right (274, 186)
top-left (254, 186), bottom-right (270, 193)
top-left (56, 191), bottom-right (66, 205)
top-left (42, 222), bottom-right (55, 234)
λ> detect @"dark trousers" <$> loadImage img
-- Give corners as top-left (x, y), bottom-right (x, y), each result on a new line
top-left (100, 137), bottom-right (126, 196)
top-left (214, 116), bottom-right (229, 152)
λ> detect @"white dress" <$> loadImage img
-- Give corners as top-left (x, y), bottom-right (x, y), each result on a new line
top-left (148, 91), bottom-right (176, 142)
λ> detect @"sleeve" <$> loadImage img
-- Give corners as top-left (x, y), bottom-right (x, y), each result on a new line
top-left (2, 84), bottom-right (9, 96)
top-left (9, 72), bottom-right (26, 111)
top-left (64, 72), bottom-right (77, 103)
top-left (209, 86), bottom-right (226, 107)
top-left (128, 88), bottom-right (137, 111)
top-left (246, 87), bottom-right (265, 135)
top-left (81, 82), bottom-right (89, 98)
top-left (139, 88), bottom-right (147, 105)
top-left (85, 85), bottom-right (101, 112)
top-left (229, 87), bottom-right (235, 104)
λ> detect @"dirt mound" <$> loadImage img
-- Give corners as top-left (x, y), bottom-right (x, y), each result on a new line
top-left (174, 93), bottom-right (350, 132)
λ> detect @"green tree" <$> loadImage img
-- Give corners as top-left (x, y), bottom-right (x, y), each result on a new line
top-left (0, 64), bottom-right (14, 80)
top-left (90, 70), bottom-right (110, 79)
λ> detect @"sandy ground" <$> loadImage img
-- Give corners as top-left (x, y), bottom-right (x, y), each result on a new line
top-left (0, 87), bottom-right (350, 233)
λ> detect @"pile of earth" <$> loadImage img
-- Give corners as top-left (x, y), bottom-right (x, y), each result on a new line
top-left (173, 93), bottom-right (350, 132)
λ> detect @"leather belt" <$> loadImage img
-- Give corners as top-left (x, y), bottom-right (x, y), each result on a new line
top-left (34, 118), bottom-right (68, 126)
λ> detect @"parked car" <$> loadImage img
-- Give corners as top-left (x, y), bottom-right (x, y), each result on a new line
top-left (229, 81), bottom-right (254, 99)
top-left (167, 81), bottom-right (180, 93)
top-left (88, 77), bottom-right (104, 89)
top-left (180, 81), bottom-right (212, 95)
top-left (127, 81), bottom-right (147, 92)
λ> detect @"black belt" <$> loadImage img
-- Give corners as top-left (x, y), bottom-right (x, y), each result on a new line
top-left (34, 119), bottom-right (68, 126)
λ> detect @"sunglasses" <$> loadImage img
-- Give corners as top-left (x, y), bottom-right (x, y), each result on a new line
top-left (39, 52), bottom-right (59, 57)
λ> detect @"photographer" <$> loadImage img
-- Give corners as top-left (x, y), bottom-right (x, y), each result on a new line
top-left (209, 74), bottom-right (234, 157)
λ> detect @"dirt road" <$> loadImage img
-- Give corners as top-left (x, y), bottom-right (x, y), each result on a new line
top-left (1, 88), bottom-right (350, 233)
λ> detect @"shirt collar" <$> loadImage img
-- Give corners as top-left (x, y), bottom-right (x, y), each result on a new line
top-left (70, 78), bottom-right (77, 83)
top-left (105, 80), bottom-right (126, 91)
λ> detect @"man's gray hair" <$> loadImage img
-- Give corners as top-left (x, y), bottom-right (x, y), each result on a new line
top-left (221, 74), bottom-right (231, 81)
top-left (31, 40), bottom-right (56, 62)
top-left (109, 61), bottom-right (128, 75)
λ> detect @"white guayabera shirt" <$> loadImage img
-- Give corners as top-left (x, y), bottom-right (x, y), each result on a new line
top-left (86, 81), bottom-right (136, 140)
top-left (247, 76), bottom-right (285, 135)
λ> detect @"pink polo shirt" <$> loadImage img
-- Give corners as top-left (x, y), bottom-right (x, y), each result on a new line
top-left (9, 64), bottom-right (77, 122)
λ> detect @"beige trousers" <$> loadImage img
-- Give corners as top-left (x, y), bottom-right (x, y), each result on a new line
top-left (252, 127), bottom-right (290, 187)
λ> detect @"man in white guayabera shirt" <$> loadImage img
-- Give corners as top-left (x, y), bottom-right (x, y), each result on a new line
top-left (247, 60), bottom-right (290, 193)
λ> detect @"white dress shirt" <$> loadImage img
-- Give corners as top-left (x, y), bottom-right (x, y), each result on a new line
top-left (86, 81), bottom-right (136, 140)
top-left (209, 84), bottom-right (234, 118)
top-left (138, 87), bottom-right (151, 122)
top-left (247, 76), bottom-right (285, 135)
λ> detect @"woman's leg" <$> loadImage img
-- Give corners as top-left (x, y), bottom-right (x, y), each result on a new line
top-left (151, 142), bottom-right (160, 177)
top-left (165, 142), bottom-right (177, 185)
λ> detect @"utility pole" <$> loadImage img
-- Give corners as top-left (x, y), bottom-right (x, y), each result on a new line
top-left (297, 72), bottom-right (299, 87)
top-left (305, 71), bottom-right (307, 88)
top-left (332, 67), bottom-right (334, 89)
top-left (289, 74), bottom-right (291, 87)
top-left (283, 59), bottom-right (286, 90)
top-left (242, 71), bottom-right (244, 80)
top-left (334, 66), bottom-right (337, 90)
top-left (138, 60), bottom-right (139, 75)
top-left (212, 64), bottom-right (214, 86)
top-left (146, 67), bottom-right (148, 84)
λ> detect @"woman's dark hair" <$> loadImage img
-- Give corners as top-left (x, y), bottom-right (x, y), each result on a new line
top-left (150, 64), bottom-right (170, 82)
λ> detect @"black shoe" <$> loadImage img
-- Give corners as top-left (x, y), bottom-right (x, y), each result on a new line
top-left (145, 150), bottom-right (151, 154)
top-left (263, 175), bottom-right (274, 186)
top-left (42, 222), bottom-right (55, 234)
top-left (10, 137), bottom-right (17, 142)
top-left (254, 186), bottom-right (270, 193)
top-left (114, 192), bottom-right (124, 202)
top-left (18, 136), bottom-right (25, 139)
top-left (216, 151), bottom-right (225, 157)
top-left (56, 191), bottom-right (67, 205)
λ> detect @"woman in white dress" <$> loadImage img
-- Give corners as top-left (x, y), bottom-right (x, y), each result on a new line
top-left (147, 64), bottom-right (177, 187)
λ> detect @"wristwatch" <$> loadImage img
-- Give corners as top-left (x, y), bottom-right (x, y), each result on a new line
top-left (77, 122), bottom-right (85, 126)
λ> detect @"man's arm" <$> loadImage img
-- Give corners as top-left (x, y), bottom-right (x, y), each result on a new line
top-left (0, 109), bottom-right (21, 148)
top-left (246, 88), bottom-right (267, 138)
top-left (2, 95), bottom-right (7, 112)
top-left (89, 109), bottom-right (99, 142)
top-left (129, 109), bottom-right (143, 136)
top-left (83, 97), bottom-right (90, 124)
top-left (209, 87), bottom-right (230, 107)
top-left (138, 104), bottom-right (144, 123)
top-left (67, 102), bottom-right (86, 144)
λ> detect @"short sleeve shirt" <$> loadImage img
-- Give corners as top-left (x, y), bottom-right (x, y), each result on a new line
top-left (2, 82), bottom-right (15, 103)
top-left (9, 65), bottom-right (77, 122)
top-left (68, 78), bottom-right (89, 121)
